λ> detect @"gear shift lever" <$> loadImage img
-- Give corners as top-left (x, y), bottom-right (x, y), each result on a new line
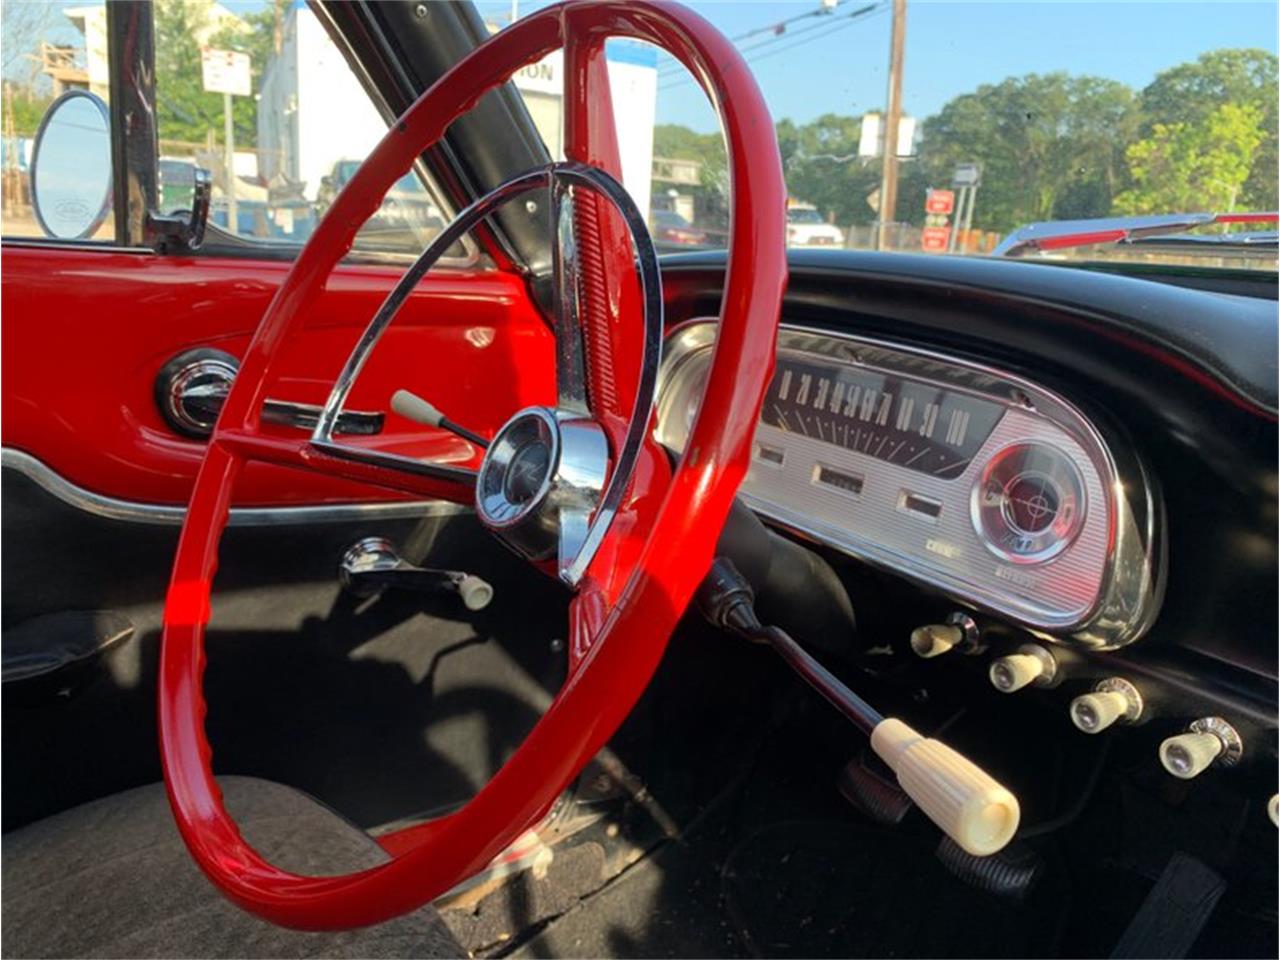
top-left (698, 557), bottom-right (1020, 857)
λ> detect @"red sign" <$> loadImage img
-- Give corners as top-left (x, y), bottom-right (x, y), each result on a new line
top-left (925, 189), bottom-right (955, 215)
top-left (921, 226), bottom-right (951, 252)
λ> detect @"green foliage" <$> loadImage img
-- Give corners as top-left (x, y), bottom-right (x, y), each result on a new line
top-left (6, 89), bottom-right (52, 137)
top-left (652, 123), bottom-right (726, 190)
top-left (909, 73), bottom-right (1138, 232)
top-left (1114, 103), bottom-right (1265, 214)
top-left (1137, 49), bottom-right (1278, 209)
top-left (154, 0), bottom-right (275, 149)
top-left (654, 46), bottom-right (1274, 235)
top-left (779, 113), bottom-right (880, 226)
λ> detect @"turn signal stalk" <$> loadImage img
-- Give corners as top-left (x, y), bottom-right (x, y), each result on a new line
top-left (697, 557), bottom-right (1020, 856)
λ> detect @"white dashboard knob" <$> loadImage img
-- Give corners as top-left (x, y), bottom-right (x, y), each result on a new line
top-left (1071, 691), bottom-right (1129, 733)
top-left (1070, 678), bottom-right (1142, 734)
top-left (871, 717), bottom-right (1020, 857)
top-left (910, 624), bottom-right (962, 659)
top-left (1159, 732), bottom-right (1223, 779)
top-left (989, 645), bottom-right (1055, 693)
top-left (1268, 794), bottom-right (1278, 827)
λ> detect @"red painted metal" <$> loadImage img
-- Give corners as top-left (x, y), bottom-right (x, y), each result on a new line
top-left (0, 245), bottom-right (554, 506)
top-left (159, 0), bottom-right (786, 929)
top-left (1215, 212), bottom-right (1278, 224)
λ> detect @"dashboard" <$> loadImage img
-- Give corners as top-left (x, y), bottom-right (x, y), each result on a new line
top-left (656, 320), bottom-right (1163, 649)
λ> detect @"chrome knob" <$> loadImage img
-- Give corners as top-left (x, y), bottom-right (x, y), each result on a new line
top-left (156, 349), bottom-right (239, 439)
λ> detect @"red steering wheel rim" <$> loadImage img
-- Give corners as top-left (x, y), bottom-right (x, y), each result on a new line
top-left (159, 0), bottom-right (786, 930)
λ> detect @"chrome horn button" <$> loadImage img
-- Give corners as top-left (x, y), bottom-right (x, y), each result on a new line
top-left (475, 406), bottom-right (608, 580)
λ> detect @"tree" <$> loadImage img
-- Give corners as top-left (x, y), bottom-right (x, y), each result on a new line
top-left (153, 0), bottom-right (273, 149)
top-left (1138, 49), bottom-right (1278, 210)
top-left (779, 113), bottom-right (881, 227)
top-left (909, 73), bottom-right (1138, 232)
top-left (2, 3), bottom-right (56, 82)
top-left (652, 123), bottom-right (726, 191)
top-left (1113, 103), bottom-right (1265, 214)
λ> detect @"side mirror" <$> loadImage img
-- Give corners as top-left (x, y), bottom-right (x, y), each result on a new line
top-left (30, 91), bottom-right (113, 240)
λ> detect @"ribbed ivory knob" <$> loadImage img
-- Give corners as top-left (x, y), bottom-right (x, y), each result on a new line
top-left (989, 653), bottom-right (1044, 693)
top-left (910, 624), bottom-right (962, 659)
top-left (1268, 795), bottom-right (1278, 827)
top-left (1159, 732), bottom-right (1224, 779)
top-left (870, 717), bottom-right (1020, 857)
top-left (1070, 690), bottom-right (1130, 734)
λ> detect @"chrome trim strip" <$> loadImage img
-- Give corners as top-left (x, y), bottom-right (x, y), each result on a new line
top-left (1, 449), bottom-right (470, 527)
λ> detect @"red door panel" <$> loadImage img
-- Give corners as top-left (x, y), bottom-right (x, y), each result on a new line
top-left (1, 245), bottom-right (555, 506)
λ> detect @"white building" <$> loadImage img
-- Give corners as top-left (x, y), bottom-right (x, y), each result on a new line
top-left (258, 6), bottom-right (659, 210)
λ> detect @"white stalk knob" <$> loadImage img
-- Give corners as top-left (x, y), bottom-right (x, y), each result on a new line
top-left (1268, 795), bottom-right (1278, 827)
top-left (1070, 691), bottom-right (1130, 733)
top-left (989, 653), bottom-right (1044, 693)
top-left (1159, 732), bottom-right (1223, 779)
top-left (871, 717), bottom-right (1020, 857)
top-left (457, 575), bottom-right (494, 611)
top-left (910, 624), bottom-right (962, 659)
top-left (391, 389), bottom-right (445, 427)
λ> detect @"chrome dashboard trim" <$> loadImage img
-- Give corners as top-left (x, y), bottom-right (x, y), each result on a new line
top-left (658, 320), bottom-right (1162, 649)
top-left (1, 448), bottom-right (470, 527)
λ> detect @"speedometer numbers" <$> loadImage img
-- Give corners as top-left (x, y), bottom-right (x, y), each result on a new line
top-left (761, 355), bottom-right (1004, 480)
top-left (970, 442), bottom-right (1087, 564)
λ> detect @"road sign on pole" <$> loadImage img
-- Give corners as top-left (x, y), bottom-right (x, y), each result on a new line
top-left (201, 48), bottom-right (251, 97)
top-left (925, 189), bottom-right (955, 216)
top-left (952, 162), bottom-right (981, 188)
top-left (201, 48), bottom-right (251, 234)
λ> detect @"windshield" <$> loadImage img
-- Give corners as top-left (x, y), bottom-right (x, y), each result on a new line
top-left (478, 0), bottom-right (1277, 269)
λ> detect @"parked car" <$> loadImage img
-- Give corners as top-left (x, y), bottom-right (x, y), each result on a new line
top-left (649, 207), bottom-right (708, 246)
top-left (2, 2), bottom-right (1275, 959)
top-left (786, 202), bottom-right (845, 247)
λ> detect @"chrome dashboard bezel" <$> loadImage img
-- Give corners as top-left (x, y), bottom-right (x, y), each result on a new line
top-left (657, 319), bottom-right (1162, 649)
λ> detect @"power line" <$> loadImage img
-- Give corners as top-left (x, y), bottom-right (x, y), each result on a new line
top-left (655, 0), bottom-right (878, 78)
top-left (657, 4), bottom-right (885, 93)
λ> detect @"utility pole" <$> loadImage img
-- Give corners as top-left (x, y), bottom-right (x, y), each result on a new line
top-left (877, 0), bottom-right (906, 251)
top-left (224, 91), bottom-right (236, 233)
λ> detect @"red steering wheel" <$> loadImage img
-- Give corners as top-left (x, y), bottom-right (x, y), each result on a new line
top-left (160, 0), bottom-right (785, 930)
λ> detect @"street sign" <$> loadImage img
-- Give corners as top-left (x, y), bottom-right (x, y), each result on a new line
top-left (921, 226), bottom-right (951, 252)
top-left (925, 189), bottom-right (954, 216)
top-left (952, 162), bottom-right (981, 187)
top-left (201, 48), bottom-right (251, 97)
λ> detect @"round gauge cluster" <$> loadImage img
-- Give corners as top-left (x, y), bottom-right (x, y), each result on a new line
top-left (970, 442), bottom-right (1087, 564)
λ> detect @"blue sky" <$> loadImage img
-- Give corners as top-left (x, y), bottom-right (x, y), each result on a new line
top-left (475, 0), bottom-right (1279, 132)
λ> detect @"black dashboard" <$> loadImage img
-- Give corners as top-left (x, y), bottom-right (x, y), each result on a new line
top-left (658, 248), bottom-right (1277, 804)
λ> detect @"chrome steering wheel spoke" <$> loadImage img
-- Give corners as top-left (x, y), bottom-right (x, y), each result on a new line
top-left (312, 162), bottom-right (662, 589)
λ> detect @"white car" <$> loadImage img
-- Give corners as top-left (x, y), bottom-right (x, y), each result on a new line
top-left (787, 205), bottom-right (846, 247)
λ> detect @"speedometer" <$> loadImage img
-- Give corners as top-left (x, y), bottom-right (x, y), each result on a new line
top-left (761, 353), bottom-right (1005, 480)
